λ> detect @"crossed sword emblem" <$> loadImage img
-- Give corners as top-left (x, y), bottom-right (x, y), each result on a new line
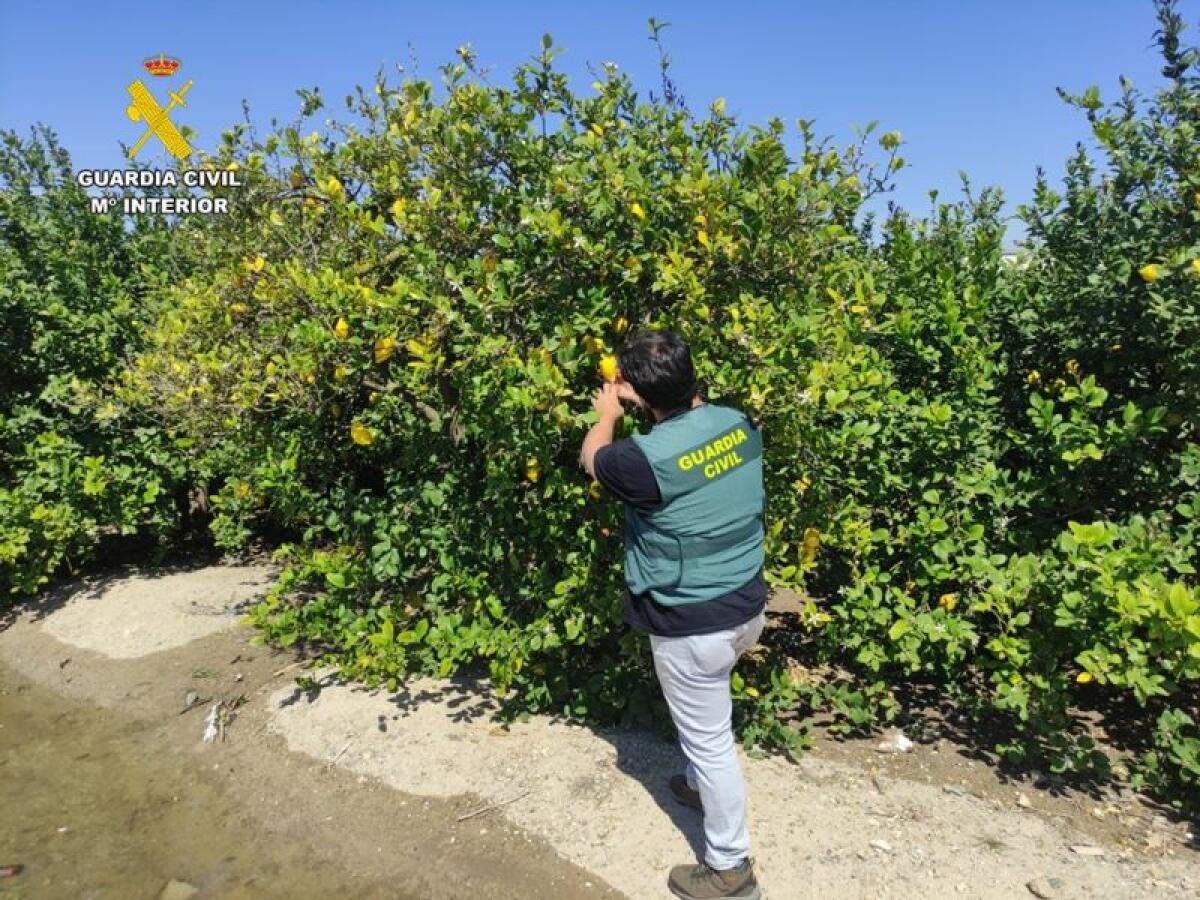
top-left (126, 79), bottom-right (193, 159)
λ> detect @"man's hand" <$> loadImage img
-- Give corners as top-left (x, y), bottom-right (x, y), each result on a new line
top-left (593, 382), bottom-right (625, 423)
top-left (614, 380), bottom-right (644, 409)
top-left (581, 383), bottom-right (630, 478)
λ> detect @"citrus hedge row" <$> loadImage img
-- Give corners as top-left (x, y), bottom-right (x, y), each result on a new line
top-left (3, 3), bottom-right (1198, 808)
top-left (0, 128), bottom-right (190, 594)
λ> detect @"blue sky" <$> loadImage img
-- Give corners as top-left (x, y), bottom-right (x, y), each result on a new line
top-left (0, 1), bottom-right (1183, 234)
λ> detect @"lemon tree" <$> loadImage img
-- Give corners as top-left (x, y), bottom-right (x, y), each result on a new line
top-left (4, 4), bottom-right (1197, 810)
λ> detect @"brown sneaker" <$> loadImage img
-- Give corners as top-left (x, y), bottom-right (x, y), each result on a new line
top-left (669, 774), bottom-right (703, 811)
top-left (668, 859), bottom-right (760, 900)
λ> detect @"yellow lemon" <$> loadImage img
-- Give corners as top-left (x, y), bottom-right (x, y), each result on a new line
top-left (334, 317), bottom-right (350, 340)
top-left (391, 198), bottom-right (406, 221)
top-left (269, 211), bottom-right (284, 227)
top-left (939, 592), bottom-right (958, 612)
top-left (1139, 263), bottom-right (1160, 283)
top-left (613, 316), bottom-right (630, 335)
top-left (793, 476), bottom-right (812, 492)
top-left (525, 457), bottom-right (540, 483)
top-left (629, 201), bottom-right (646, 220)
top-left (1027, 370), bottom-right (1041, 385)
top-left (589, 480), bottom-right (603, 501)
top-left (303, 372), bottom-right (316, 384)
top-left (334, 365), bottom-right (349, 381)
top-left (801, 527), bottom-right (821, 562)
top-left (374, 336), bottom-right (396, 364)
top-left (744, 686), bottom-right (760, 699)
top-left (1065, 358), bottom-right (1080, 376)
top-left (288, 169), bottom-right (304, 189)
top-left (1191, 258), bottom-right (1200, 276)
top-left (1076, 671), bottom-right (1094, 684)
top-left (325, 176), bottom-right (343, 195)
top-left (350, 422), bottom-right (375, 446)
top-left (598, 354), bottom-right (618, 382)
top-left (229, 302), bottom-right (249, 315)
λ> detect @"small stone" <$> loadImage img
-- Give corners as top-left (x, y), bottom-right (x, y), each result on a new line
top-left (1069, 845), bottom-right (1105, 857)
top-left (159, 881), bottom-right (199, 900)
top-left (183, 691), bottom-right (199, 708)
top-left (233, 673), bottom-right (244, 682)
top-left (876, 731), bottom-right (915, 754)
top-left (1016, 792), bottom-right (1032, 808)
top-left (869, 839), bottom-right (893, 853)
top-left (943, 785), bottom-right (968, 797)
top-left (1026, 876), bottom-right (1063, 899)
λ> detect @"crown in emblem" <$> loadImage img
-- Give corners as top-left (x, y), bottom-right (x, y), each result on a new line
top-left (143, 54), bottom-right (181, 77)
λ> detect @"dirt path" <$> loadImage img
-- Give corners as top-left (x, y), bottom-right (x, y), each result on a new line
top-left (1, 564), bottom-right (1196, 900)
top-left (0, 566), bottom-right (621, 900)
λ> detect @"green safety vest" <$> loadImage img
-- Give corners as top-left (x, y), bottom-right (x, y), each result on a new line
top-left (624, 403), bottom-right (765, 605)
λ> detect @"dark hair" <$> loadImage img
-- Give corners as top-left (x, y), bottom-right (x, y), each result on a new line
top-left (617, 330), bottom-right (698, 413)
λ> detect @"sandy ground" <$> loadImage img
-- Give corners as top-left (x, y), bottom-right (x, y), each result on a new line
top-left (37, 565), bottom-right (274, 658)
top-left (2, 564), bottom-right (1197, 900)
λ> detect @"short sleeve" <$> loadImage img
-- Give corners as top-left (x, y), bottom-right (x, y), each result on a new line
top-left (593, 439), bottom-right (661, 513)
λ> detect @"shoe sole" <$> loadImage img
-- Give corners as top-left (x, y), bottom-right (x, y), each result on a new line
top-left (668, 884), bottom-right (762, 900)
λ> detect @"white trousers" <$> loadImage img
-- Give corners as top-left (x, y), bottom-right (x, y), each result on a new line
top-left (650, 611), bottom-right (766, 869)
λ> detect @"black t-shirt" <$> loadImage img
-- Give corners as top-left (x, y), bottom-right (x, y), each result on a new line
top-left (593, 431), bottom-right (766, 637)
